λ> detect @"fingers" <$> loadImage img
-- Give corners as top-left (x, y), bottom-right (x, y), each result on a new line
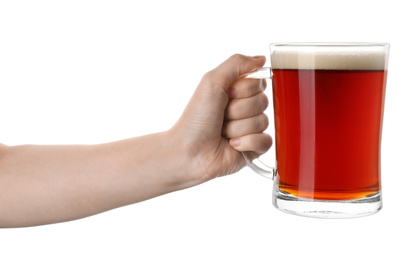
top-left (187, 54), bottom-right (267, 121)
top-left (228, 78), bottom-right (267, 99)
top-left (229, 133), bottom-right (273, 155)
top-left (222, 113), bottom-right (269, 139)
top-left (205, 54), bottom-right (266, 92)
top-left (225, 92), bottom-right (268, 120)
top-left (223, 68), bottom-right (272, 155)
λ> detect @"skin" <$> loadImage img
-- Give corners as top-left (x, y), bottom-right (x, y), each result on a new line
top-left (0, 54), bottom-right (272, 228)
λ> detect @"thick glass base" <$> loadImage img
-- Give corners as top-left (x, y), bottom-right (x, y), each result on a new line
top-left (273, 188), bottom-right (382, 219)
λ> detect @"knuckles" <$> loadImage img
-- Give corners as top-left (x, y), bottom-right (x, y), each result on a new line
top-left (258, 113), bottom-right (269, 132)
top-left (228, 53), bottom-right (248, 64)
top-left (255, 92), bottom-right (269, 113)
top-left (221, 113), bottom-right (269, 139)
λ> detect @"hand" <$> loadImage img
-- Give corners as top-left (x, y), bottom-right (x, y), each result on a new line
top-left (171, 54), bottom-right (273, 182)
top-left (0, 54), bottom-right (273, 227)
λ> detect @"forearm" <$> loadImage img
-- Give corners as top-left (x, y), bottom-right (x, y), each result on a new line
top-left (0, 131), bottom-right (196, 227)
top-left (0, 54), bottom-right (271, 228)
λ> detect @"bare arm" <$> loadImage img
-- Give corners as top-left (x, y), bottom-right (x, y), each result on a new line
top-left (0, 133), bottom-right (193, 227)
top-left (0, 54), bottom-right (272, 227)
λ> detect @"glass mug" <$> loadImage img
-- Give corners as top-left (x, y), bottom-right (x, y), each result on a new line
top-left (243, 43), bottom-right (389, 218)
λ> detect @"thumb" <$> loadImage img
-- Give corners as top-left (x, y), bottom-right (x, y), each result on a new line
top-left (177, 54), bottom-right (266, 134)
top-left (207, 54), bottom-right (266, 92)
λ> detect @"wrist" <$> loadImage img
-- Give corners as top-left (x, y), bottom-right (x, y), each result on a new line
top-left (164, 127), bottom-right (212, 190)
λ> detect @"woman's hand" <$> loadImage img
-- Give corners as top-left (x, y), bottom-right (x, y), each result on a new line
top-left (171, 54), bottom-right (272, 183)
top-left (0, 54), bottom-right (273, 227)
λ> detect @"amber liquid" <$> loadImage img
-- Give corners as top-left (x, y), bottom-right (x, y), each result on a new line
top-left (273, 69), bottom-right (387, 200)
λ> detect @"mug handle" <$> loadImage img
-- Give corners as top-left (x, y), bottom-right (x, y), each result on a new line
top-left (241, 67), bottom-right (276, 180)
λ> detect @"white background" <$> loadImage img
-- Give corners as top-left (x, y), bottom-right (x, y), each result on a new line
top-left (1, 0), bottom-right (414, 259)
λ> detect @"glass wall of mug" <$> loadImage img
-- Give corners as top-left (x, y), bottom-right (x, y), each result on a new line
top-left (245, 43), bottom-right (389, 218)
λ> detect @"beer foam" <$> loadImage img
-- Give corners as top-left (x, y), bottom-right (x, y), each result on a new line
top-left (271, 45), bottom-right (389, 70)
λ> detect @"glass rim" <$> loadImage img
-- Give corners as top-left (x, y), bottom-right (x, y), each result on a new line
top-left (270, 42), bottom-right (390, 48)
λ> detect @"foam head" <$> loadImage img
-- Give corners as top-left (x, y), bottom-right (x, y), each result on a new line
top-left (271, 44), bottom-right (389, 70)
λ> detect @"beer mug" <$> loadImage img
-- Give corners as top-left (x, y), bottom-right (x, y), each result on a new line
top-left (243, 43), bottom-right (390, 218)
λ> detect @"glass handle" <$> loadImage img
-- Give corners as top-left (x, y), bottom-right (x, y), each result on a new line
top-left (242, 67), bottom-right (272, 79)
top-left (242, 152), bottom-right (275, 180)
top-left (240, 67), bottom-right (275, 180)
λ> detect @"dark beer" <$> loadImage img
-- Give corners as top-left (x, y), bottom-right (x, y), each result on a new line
top-left (273, 68), bottom-right (387, 200)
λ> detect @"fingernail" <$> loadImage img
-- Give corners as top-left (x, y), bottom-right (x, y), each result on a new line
top-left (230, 138), bottom-right (241, 147)
top-left (228, 87), bottom-right (236, 98)
top-left (252, 55), bottom-right (265, 60)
